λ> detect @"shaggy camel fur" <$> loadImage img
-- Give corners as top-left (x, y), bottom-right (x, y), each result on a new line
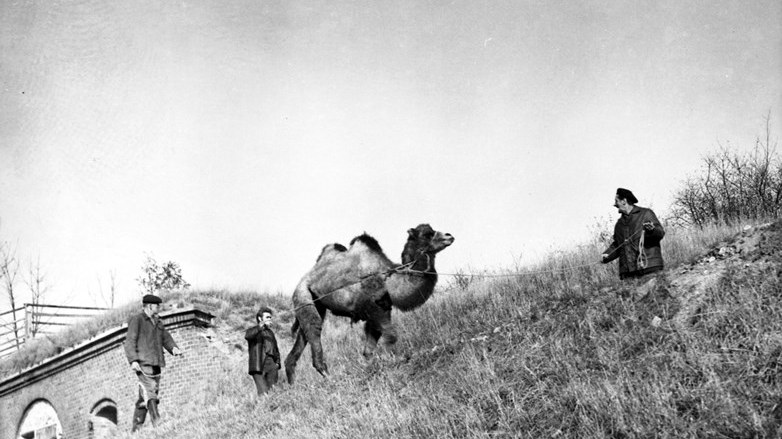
top-left (284, 224), bottom-right (454, 384)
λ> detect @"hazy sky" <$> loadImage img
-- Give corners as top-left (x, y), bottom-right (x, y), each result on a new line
top-left (1, 0), bottom-right (781, 307)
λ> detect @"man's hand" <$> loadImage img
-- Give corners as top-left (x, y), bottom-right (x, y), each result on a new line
top-left (172, 347), bottom-right (182, 356)
top-left (601, 253), bottom-right (609, 263)
top-left (131, 361), bottom-right (141, 372)
top-left (643, 222), bottom-right (655, 231)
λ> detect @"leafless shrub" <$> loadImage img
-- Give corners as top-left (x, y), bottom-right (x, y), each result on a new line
top-left (672, 113), bottom-right (781, 226)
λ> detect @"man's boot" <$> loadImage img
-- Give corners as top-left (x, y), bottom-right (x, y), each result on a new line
top-left (147, 399), bottom-right (160, 427)
top-left (130, 407), bottom-right (147, 433)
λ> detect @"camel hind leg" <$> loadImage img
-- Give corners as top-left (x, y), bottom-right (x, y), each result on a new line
top-left (306, 302), bottom-right (329, 377)
top-left (287, 301), bottom-right (329, 381)
top-left (284, 319), bottom-right (308, 385)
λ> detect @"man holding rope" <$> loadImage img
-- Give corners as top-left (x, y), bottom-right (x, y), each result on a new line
top-left (124, 294), bottom-right (182, 432)
top-left (601, 188), bottom-right (665, 279)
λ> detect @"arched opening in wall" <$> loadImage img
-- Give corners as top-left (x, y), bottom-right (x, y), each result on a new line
top-left (88, 399), bottom-right (118, 439)
top-left (17, 399), bottom-right (62, 439)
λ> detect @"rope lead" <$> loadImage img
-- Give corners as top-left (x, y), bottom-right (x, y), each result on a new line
top-left (292, 225), bottom-right (652, 314)
top-left (637, 229), bottom-right (648, 270)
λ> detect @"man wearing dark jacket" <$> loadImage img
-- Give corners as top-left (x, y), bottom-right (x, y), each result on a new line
top-left (245, 306), bottom-right (281, 396)
top-left (124, 294), bottom-right (182, 432)
top-left (601, 188), bottom-right (665, 279)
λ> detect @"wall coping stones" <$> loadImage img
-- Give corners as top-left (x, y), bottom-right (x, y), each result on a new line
top-left (0, 307), bottom-right (214, 397)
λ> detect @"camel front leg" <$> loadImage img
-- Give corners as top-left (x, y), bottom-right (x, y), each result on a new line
top-left (363, 306), bottom-right (397, 357)
top-left (362, 321), bottom-right (381, 358)
top-left (377, 318), bottom-right (398, 351)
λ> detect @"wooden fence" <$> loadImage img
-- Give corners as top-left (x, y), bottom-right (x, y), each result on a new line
top-left (0, 304), bottom-right (108, 358)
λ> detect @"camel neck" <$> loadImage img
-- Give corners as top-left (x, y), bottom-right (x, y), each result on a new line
top-left (400, 251), bottom-right (435, 275)
top-left (388, 255), bottom-right (438, 311)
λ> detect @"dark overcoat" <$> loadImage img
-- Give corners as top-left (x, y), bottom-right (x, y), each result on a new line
top-left (245, 325), bottom-right (280, 374)
top-left (603, 206), bottom-right (665, 276)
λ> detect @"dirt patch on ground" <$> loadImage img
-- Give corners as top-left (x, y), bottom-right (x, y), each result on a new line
top-left (668, 220), bottom-right (781, 328)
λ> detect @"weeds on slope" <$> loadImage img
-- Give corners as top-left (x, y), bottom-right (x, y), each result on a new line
top-left (8, 221), bottom-right (782, 438)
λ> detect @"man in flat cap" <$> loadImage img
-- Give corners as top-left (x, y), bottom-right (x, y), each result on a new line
top-left (601, 188), bottom-right (665, 279)
top-left (124, 294), bottom-right (182, 432)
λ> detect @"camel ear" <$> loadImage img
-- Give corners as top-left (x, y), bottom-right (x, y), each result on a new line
top-left (407, 228), bottom-right (417, 239)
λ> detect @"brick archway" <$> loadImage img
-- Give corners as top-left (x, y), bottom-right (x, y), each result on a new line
top-left (0, 308), bottom-right (219, 439)
top-left (88, 399), bottom-right (117, 439)
top-left (17, 399), bottom-right (62, 439)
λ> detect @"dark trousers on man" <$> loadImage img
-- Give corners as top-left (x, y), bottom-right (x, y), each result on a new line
top-left (620, 266), bottom-right (663, 280)
top-left (251, 358), bottom-right (278, 396)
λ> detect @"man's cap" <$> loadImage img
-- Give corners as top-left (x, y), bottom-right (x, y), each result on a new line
top-left (616, 188), bottom-right (638, 204)
top-left (142, 294), bottom-right (162, 304)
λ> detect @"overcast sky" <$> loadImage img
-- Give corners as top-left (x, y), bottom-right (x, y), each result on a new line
top-left (1, 0), bottom-right (780, 307)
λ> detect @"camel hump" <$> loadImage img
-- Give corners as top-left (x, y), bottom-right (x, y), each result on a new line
top-left (349, 233), bottom-right (384, 254)
top-left (316, 243), bottom-right (347, 263)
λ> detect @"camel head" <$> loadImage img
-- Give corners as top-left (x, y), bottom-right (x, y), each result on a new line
top-left (403, 224), bottom-right (455, 261)
top-left (389, 224), bottom-right (454, 310)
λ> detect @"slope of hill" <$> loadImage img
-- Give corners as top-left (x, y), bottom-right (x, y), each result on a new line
top-left (4, 221), bottom-right (781, 438)
top-left (108, 220), bottom-right (778, 439)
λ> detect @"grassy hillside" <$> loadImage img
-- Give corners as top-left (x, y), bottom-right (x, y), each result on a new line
top-left (4, 221), bottom-right (781, 438)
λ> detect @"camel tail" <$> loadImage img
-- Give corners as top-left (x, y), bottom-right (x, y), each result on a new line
top-left (291, 318), bottom-right (299, 338)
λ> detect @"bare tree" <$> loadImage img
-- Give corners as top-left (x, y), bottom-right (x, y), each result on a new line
top-left (24, 255), bottom-right (50, 337)
top-left (93, 269), bottom-right (118, 308)
top-left (1, 240), bottom-right (22, 350)
top-left (672, 113), bottom-right (780, 226)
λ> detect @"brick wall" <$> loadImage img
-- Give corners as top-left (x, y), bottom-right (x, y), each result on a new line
top-left (0, 308), bottom-right (222, 439)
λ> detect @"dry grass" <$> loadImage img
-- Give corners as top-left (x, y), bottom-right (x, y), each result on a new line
top-left (4, 220), bottom-right (781, 438)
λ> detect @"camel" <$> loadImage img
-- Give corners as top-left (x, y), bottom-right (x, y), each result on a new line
top-left (284, 224), bottom-right (454, 384)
